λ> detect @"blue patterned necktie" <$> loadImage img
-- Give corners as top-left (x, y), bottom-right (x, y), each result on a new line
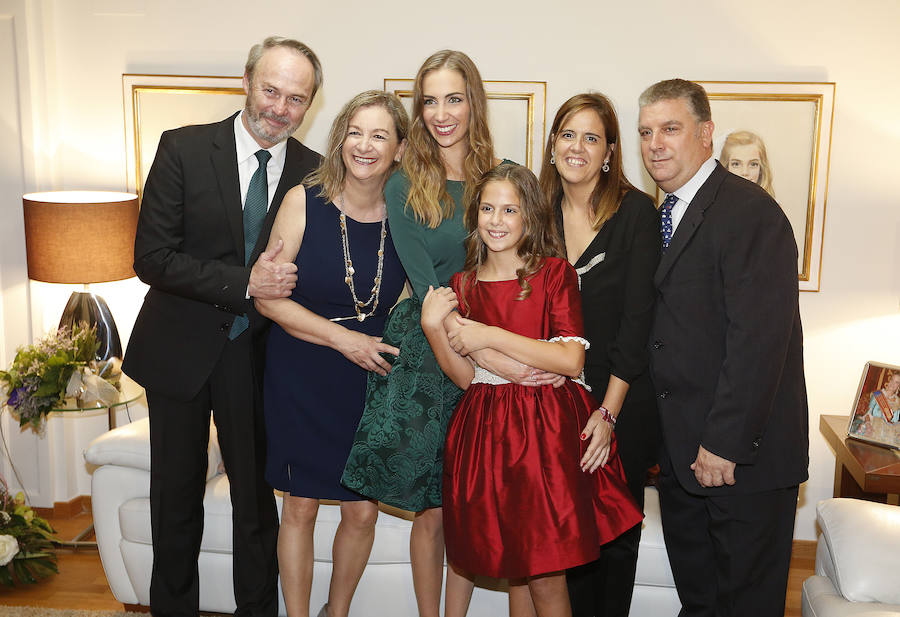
top-left (660, 193), bottom-right (678, 252)
top-left (229, 149), bottom-right (271, 340)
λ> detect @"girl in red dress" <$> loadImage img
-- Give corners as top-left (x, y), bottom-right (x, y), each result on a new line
top-left (421, 162), bottom-right (642, 617)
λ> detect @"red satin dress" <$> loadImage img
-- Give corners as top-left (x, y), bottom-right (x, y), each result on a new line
top-left (442, 257), bottom-right (643, 579)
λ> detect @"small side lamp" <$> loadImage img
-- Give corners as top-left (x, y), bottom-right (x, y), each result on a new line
top-left (22, 191), bottom-right (139, 361)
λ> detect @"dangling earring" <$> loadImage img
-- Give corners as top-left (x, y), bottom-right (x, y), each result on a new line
top-left (602, 159), bottom-right (610, 173)
top-left (550, 152), bottom-right (556, 165)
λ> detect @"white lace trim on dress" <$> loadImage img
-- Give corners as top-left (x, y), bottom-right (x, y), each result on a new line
top-left (547, 335), bottom-right (590, 350)
top-left (470, 365), bottom-right (592, 391)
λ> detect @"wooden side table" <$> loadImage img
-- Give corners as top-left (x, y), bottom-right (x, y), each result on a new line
top-left (820, 414), bottom-right (900, 505)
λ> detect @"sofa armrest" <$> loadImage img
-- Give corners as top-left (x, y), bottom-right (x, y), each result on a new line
top-left (85, 417), bottom-right (152, 470)
top-left (816, 497), bottom-right (900, 605)
top-left (84, 416), bottom-right (223, 480)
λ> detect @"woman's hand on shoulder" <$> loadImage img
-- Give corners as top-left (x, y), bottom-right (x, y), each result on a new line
top-left (580, 409), bottom-right (614, 473)
top-left (421, 286), bottom-right (458, 332)
top-left (333, 328), bottom-right (400, 376)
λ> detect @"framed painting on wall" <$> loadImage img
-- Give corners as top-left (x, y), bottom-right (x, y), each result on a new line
top-left (383, 79), bottom-right (547, 174)
top-left (122, 74), bottom-right (248, 199)
top-left (693, 80), bottom-right (836, 292)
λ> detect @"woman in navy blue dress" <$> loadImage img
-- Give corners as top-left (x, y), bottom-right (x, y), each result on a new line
top-left (255, 91), bottom-right (408, 617)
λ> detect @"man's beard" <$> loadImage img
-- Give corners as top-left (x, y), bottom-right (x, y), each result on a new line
top-left (245, 100), bottom-right (297, 145)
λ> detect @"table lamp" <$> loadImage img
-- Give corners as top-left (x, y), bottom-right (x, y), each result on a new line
top-left (22, 191), bottom-right (139, 361)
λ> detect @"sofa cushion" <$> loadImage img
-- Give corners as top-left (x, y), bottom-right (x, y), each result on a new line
top-left (802, 575), bottom-right (900, 617)
top-left (119, 475), bottom-right (416, 562)
top-left (120, 474), bottom-right (235, 553)
top-left (816, 498), bottom-right (900, 605)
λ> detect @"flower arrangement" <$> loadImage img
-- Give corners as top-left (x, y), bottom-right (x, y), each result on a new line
top-left (0, 324), bottom-right (122, 430)
top-left (0, 476), bottom-right (57, 586)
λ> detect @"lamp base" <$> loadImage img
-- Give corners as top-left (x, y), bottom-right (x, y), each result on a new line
top-left (58, 291), bottom-right (122, 361)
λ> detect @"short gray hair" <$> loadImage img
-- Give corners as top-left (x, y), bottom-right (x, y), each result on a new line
top-left (245, 36), bottom-right (323, 100)
top-left (639, 79), bottom-right (711, 123)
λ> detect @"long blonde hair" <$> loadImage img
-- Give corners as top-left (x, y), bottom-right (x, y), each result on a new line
top-left (539, 93), bottom-right (643, 230)
top-left (457, 163), bottom-right (564, 314)
top-left (402, 50), bottom-right (494, 228)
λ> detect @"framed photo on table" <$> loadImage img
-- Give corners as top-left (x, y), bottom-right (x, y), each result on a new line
top-left (693, 81), bottom-right (836, 292)
top-left (847, 361), bottom-right (900, 450)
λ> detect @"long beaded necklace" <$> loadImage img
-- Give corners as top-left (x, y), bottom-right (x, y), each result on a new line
top-left (331, 194), bottom-right (387, 323)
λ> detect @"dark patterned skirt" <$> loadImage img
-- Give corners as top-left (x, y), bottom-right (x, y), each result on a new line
top-left (341, 297), bottom-right (463, 512)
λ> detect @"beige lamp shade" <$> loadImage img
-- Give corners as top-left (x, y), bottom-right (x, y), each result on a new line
top-left (22, 191), bottom-right (139, 284)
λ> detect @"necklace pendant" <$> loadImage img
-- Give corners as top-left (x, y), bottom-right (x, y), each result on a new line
top-left (357, 314), bottom-right (366, 322)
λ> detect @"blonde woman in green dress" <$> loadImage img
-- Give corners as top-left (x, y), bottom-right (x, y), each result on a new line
top-left (342, 50), bottom-right (542, 617)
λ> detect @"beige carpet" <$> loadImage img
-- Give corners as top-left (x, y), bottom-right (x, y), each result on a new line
top-left (0, 609), bottom-right (144, 617)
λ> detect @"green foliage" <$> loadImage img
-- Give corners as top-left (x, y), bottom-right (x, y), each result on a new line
top-left (0, 484), bottom-right (58, 587)
top-left (0, 324), bottom-right (107, 429)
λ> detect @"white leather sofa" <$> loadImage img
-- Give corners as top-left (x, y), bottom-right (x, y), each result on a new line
top-left (85, 418), bottom-right (679, 616)
top-left (802, 498), bottom-right (900, 616)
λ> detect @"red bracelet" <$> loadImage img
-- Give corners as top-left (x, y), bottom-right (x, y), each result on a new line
top-left (597, 406), bottom-right (616, 426)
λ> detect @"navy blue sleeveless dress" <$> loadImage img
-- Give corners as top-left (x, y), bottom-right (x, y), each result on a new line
top-left (264, 186), bottom-right (405, 500)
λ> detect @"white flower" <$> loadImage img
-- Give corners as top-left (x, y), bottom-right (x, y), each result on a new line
top-left (0, 534), bottom-right (19, 566)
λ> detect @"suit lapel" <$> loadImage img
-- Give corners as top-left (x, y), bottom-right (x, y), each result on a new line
top-left (211, 113), bottom-right (244, 260)
top-left (249, 136), bottom-right (304, 263)
top-left (654, 164), bottom-right (727, 287)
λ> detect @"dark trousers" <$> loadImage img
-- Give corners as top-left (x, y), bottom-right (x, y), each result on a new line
top-left (657, 449), bottom-right (797, 617)
top-left (567, 453), bottom-right (647, 617)
top-left (147, 336), bottom-right (278, 617)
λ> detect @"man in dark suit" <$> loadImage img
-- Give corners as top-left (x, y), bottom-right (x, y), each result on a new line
top-left (638, 79), bottom-right (808, 617)
top-left (123, 37), bottom-right (322, 617)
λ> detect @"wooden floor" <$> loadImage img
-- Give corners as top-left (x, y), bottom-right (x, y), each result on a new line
top-left (0, 508), bottom-right (816, 616)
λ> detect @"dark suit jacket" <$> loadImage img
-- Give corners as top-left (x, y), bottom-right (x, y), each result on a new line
top-left (649, 163), bottom-right (809, 496)
top-left (123, 112), bottom-right (320, 401)
top-left (556, 189), bottom-right (662, 476)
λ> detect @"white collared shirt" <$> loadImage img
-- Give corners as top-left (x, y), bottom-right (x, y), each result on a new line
top-left (665, 156), bottom-right (717, 236)
top-left (234, 112), bottom-right (288, 211)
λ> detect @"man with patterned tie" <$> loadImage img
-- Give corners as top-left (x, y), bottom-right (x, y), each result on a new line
top-left (638, 79), bottom-right (808, 617)
top-left (123, 37), bottom-right (322, 617)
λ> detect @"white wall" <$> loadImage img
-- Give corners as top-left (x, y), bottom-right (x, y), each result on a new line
top-left (1, 0), bottom-right (898, 538)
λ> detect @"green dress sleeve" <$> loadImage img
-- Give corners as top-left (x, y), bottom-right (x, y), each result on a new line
top-left (385, 171), bottom-right (467, 300)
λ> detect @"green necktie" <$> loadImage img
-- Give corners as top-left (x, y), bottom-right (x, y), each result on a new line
top-left (229, 149), bottom-right (272, 340)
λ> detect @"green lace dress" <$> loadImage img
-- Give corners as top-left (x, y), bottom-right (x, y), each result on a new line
top-left (341, 170), bottom-right (466, 511)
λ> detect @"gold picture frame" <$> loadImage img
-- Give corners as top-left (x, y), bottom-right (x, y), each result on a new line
top-left (123, 74), bottom-right (248, 199)
top-left (383, 78), bottom-right (547, 173)
top-left (694, 80), bottom-right (836, 292)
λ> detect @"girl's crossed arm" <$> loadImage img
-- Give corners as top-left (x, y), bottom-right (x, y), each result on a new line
top-left (446, 314), bottom-right (584, 379)
top-left (421, 286), bottom-right (475, 389)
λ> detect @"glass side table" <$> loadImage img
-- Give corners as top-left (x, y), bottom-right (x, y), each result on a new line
top-left (49, 373), bottom-right (144, 547)
top-left (49, 373), bottom-right (144, 430)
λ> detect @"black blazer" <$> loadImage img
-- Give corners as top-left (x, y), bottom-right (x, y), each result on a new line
top-left (649, 163), bottom-right (809, 495)
top-left (123, 113), bottom-right (320, 401)
top-left (557, 189), bottom-right (662, 474)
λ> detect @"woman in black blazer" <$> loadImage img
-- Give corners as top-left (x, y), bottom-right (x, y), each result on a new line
top-left (539, 93), bottom-right (661, 617)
